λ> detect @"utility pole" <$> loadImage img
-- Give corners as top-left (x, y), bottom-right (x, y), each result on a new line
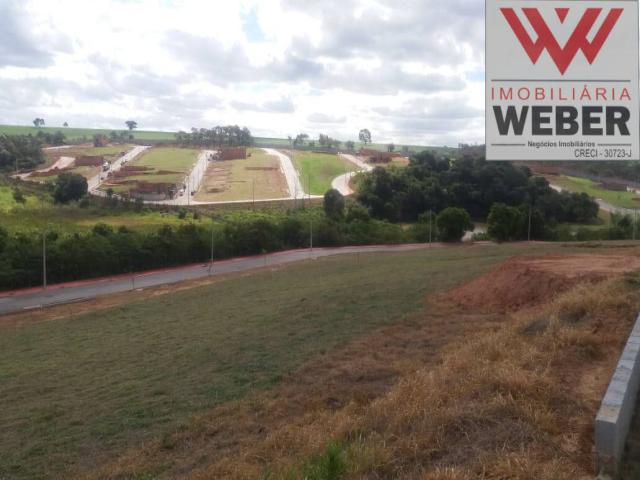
top-left (310, 218), bottom-right (313, 254)
top-left (252, 179), bottom-right (255, 210)
top-left (635, 209), bottom-right (638, 241)
top-left (429, 210), bottom-right (433, 245)
top-left (528, 204), bottom-right (532, 242)
top-left (42, 230), bottom-right (47, 289)
top-left (210, 227), bottom-right (214, 274)
top-left (308, 173), bottom-right (311, 205)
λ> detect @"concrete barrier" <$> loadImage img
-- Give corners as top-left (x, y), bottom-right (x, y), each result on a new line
top-left (596, 313), bottom-right (640, 478)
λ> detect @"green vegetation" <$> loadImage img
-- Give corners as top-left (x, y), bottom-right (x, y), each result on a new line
top-left (548, 174), bottom-right (640, 209)
top-left (108, 147), bottom-right (199, 191)
top-left (53, 172), bottom-right (88, 204)
top-left (290, 151), bottom-right (352, 195)
top-left (0, 243), bottom-right (555, 480)
top-left (436, 207), bottom-right (473, 242)
top-left (0, 134), bottom-right (45, 172)
top-left (357, 152), bottom-right (599, 230)
top-left (0, 124), bottom-right (176, 142)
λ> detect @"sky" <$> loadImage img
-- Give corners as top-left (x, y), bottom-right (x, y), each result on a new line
top-left (0, 0), bottom-right (485, 146)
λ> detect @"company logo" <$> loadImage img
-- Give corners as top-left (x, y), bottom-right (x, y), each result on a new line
top-left (501, 7), bottom-right (623, 74)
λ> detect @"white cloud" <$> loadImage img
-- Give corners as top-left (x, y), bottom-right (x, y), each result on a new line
top-left (0, 0), bottom-right (486, 145)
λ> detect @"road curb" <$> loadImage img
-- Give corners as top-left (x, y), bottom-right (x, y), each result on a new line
top-left (596, 313), bottom-right (640, 478)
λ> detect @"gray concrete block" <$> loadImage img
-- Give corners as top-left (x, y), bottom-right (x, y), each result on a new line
top-left (596, 313), bottom-right (640, 478)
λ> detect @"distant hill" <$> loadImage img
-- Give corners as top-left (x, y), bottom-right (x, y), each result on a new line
top-left (0, 124), bottom-right (455, 154)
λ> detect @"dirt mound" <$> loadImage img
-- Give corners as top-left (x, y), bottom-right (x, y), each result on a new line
top-left (443, 254), bottom-right (640, 313)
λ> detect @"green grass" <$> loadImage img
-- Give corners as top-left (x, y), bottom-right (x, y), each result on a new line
top-left (0, 124), bottom-right (453, 156)
top-left (291, 151), bottom-right (353, 195)
top-left (0, 243), bottom-right (556, 480)
top-left (108, 147), bottom-right (200, 191)
top-left (0, 125), bottom-right (176, 142)
top-left (548, 175), bottom-right (640, 209)
top-left (0, 200), bottom-right (208, 234)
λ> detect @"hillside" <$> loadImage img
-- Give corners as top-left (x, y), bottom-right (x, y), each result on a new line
top-left (0, 124), bottom-right (448, 153)
top-left (2, 243), bottom-right (640, 479)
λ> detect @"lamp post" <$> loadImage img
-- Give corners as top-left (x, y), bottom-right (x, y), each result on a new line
top-left (42, 229), bottom-right (47, 289)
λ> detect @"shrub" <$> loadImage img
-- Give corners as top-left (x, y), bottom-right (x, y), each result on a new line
top-left (436, 207), bottom-right (473, 242)
top-left (487, 203), bottom-right (525, 242)
top-left (53, 173), bottom-right (88, 204)
top-left (324, 189), bottom-right (345, 220)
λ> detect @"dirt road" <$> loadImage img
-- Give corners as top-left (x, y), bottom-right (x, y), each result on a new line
top-left (89, 146), bottom-right (150, 194)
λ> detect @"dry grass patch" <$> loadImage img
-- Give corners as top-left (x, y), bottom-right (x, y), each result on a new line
top-left (82, 260), bottom-right (640, 479)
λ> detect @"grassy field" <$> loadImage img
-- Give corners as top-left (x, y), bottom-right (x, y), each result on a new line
top-left (290, 151), bottom-right (353, 195)
top-left (195, 148), bottom-right (288, 202)
top-left (547, 174), bottom-right (640, 209)
top-left (0, 186), bottom-right (209, 233)
top-left (0, 125), bottom-right (450, 156)
top-left (0, 124), bottom-right (176, 142)
top-left (104, 147), bottom-right (199, 194)
top-left (0, 244), bottom-right (557, 480)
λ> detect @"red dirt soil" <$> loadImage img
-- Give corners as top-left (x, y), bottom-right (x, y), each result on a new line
top-left (443, 254), bottom-right (640, 313)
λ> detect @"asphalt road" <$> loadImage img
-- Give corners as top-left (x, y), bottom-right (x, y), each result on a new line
top-left (0, 244), bottom-right (443, 316)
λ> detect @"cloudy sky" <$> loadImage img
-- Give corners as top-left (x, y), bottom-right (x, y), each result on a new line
top-left (0, 0), bottom-right (485, 146)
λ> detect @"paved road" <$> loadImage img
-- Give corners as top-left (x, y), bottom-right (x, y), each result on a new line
top-left (331, 172), bottom-right (357, 195)
top-left (332, 153), bottom-right (374, 195)
top-left (340, 153), bottom-right (374, 173)
top-left (89, 145), bottom-right (150, 194)
top-left (264, 148), bottom-right (311, 199)
top-left (167, 150), bottom-right (215, 206)
top-left (0, 244), bottom-right (449, 316)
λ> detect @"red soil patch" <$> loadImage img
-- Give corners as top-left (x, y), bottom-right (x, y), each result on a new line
top-left (442, 254), bottom-right (640, 313)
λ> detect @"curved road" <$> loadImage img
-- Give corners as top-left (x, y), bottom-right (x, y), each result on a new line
top-left (0, 244), bottom-right (454, 316)
top-left (549, 182), bottom-right (637, 215)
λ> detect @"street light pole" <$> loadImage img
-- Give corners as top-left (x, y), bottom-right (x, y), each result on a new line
top-left (42, 230), bottom-right (47, 289)
top-left (429, 210), bottom-right (433, 245)
top-left (210, 227), bottom-right (214, 274)
top-left (310, 218), bottom-right (313, 254)
top-left (528, 204), bottom-right (532, 242)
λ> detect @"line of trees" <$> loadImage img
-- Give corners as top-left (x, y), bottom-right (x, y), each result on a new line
top-left (356, 151), bottom-right (599, 229)
top-left (0, 135), bottom-right (46, 172)
top-left (176, 126), bottom-right (254, 147)
top-left (0, 206), bottom-right (414, 290)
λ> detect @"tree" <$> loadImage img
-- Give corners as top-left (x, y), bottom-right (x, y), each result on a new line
top-left (345, 140), bottom-right (355, 151)
top-left (387, 143), bottom-right (395, 153)
top-left (436, 207), bottom-right (473, 242)
top-left (487, 203), bottom-right (525, 242)
top-left (359, 129), bottom-right (372, 145)
top-left (293, 133), bottom-right (309, 148)
top-left (33, 118), bottom-right (45, 128)
top-left (324, 189), bottom-right (345, 220)
top-left (53, 172), bottom-right (88, 204)
top-left (125, 120), bottom-right (138, 131)
top-left (12, 188), bottom-right (26, 204)
top-left (63, 122), bottom-right (69, 127)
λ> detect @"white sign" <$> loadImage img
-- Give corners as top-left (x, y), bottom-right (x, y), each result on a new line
top-left (486, 0), bottom-right (639, 161)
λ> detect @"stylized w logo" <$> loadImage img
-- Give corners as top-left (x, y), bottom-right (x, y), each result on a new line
top-left (501, 7), bottom-right (623, 74)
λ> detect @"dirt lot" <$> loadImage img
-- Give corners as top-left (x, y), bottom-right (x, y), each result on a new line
top-left (195, 148), bottom-right (288, 202)
top-left (78, 249), bottom-right (640, 479)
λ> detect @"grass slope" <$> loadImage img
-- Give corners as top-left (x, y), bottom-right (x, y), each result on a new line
top-left (549, 174), bottom-right (640, 209)
top-left (290, 151), bottom-right (352, 195)
top-left (0, 244), bottom-right (548, 480)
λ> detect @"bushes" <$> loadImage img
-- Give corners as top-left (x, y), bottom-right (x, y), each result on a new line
top-left (53, 173), bottom-right (88, 204)
top-left (436, 207), bottom-right (473, 242)
top-left (487, 203), bottom-right (525, 242)
top-left (0, 209), bottom-right (413, 291)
